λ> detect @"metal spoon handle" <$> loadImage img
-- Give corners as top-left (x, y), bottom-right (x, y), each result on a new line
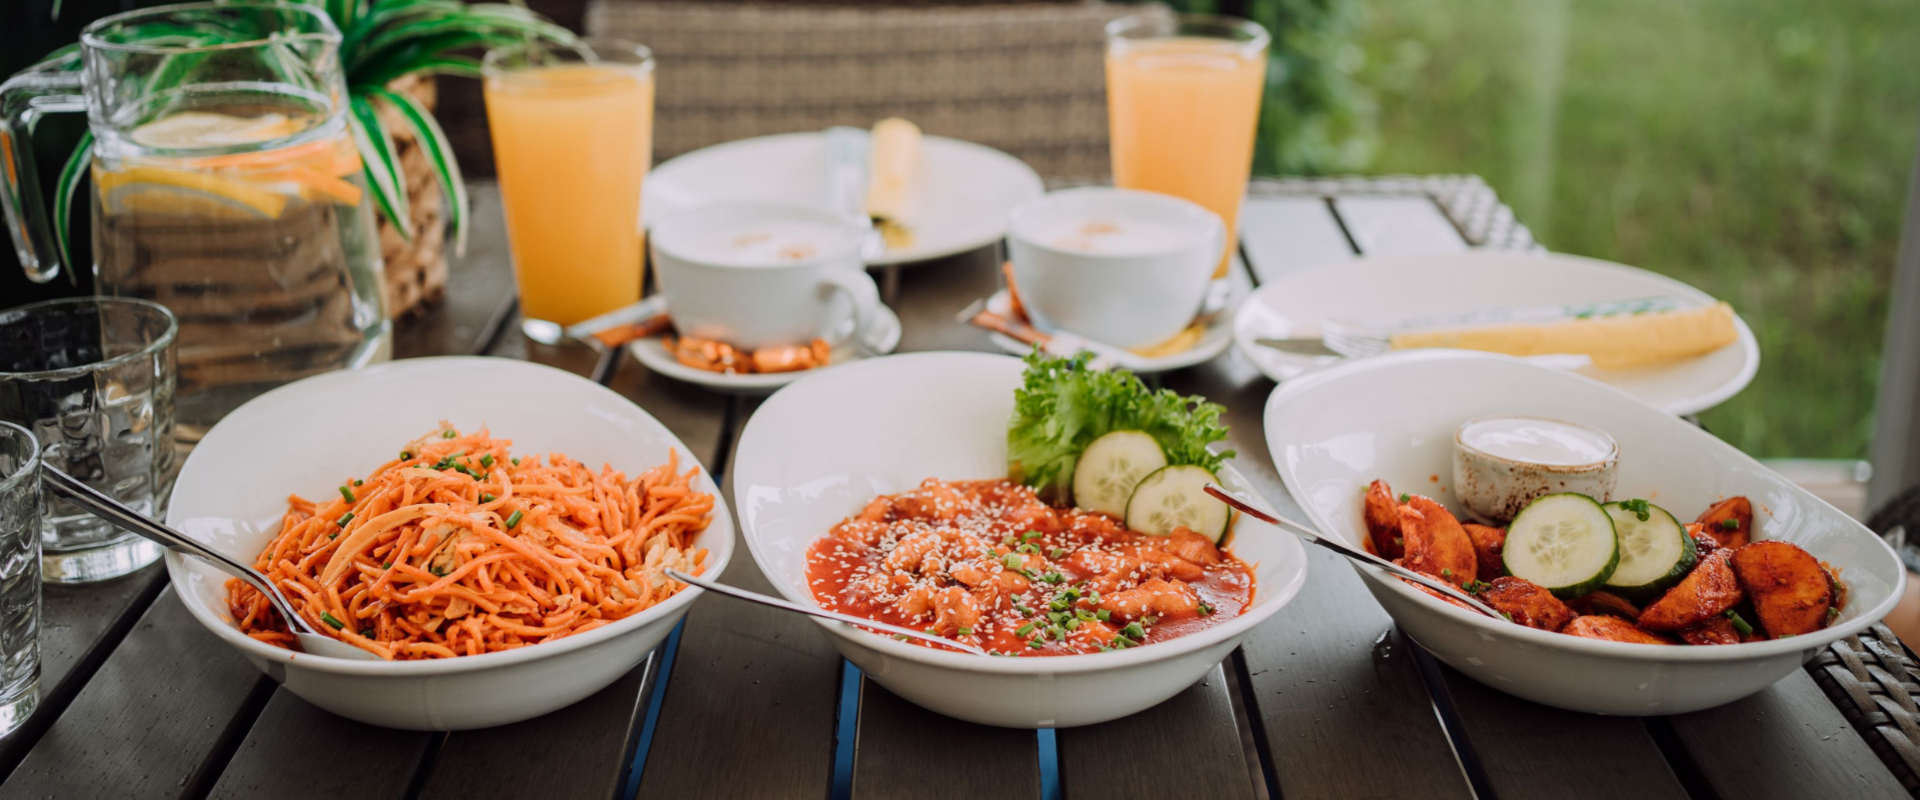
top-left (42, 466), bottom-right (320, 635)
top-left (666, 569), bottom-right (990, 657)
top-left (1202, 484), bottom-right (1506, 620)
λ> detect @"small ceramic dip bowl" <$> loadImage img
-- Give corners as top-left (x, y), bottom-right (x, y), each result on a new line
top-left (1453, 414), bottom-right (1619, 524)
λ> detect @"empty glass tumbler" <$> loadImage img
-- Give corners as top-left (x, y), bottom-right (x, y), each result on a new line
top-left (0, 298), bottom-right (174, 582)
top-left (0, 422), bottom-right (43, 734)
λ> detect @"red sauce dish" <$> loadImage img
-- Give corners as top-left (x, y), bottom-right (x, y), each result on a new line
top-left (806, 478), bottom-right (1255, 656)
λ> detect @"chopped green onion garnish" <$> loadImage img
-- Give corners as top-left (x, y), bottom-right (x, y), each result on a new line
top-left (1720, 518), bottom-right (1739, 531)
top-left (1725, 610), bottom-right (1753, 636)
top-left (1048, 611), bottom-right (1068, 624)
top-left (505, 510), bottom-right (524, 529)
top-left (1397, 492), bottom-right (1410, 503)
top-left (1441, 568), bottom-right (1451, 578)
top-left (1096, 609), bottom-right (1111, 622)
top-left (1014, 605), bottom-right (1034, 616)
top-left (1049, 625), bottom-right (1065, 640)
top-left (1022, 531), bottom-right (1042, 541)
top-left (1121, 622), bottom-right (1145, 640)
top-left (339, 486), bottom-right (355, 503)
top-left (1143, 614), bottom-right (1159, 626)
top-left (1029, 640), bottom-right (1044, 649)
top-left (1199, 602), bottom-right (1214, 616)
top-left (1016, 623), bottom-right (1035, 636)
top-left (511, 457), bottom-right (521, 466)
top-left (1777, 633), bottom-right (1797, 638)
top-left (894, 634), bottom-right (908, 640)
top-left (1827, 607), bottom-right (1840, 623)
top-left (1049, 599), bottom-right (1069, 612)
top-left (480, 493), bottom-right (496, 503)
top-left (354, 479), bottom-right (363, 486)
top-left (399, 450), bottom-right (412, 460)
top-left (328, 533), bottom-right (337, 540)
top-left (382, 562), bottom-right (393, 570)
top-left (320, 612), bottom-right (345, 629)
top-left (1075, 609), bottom-right (1096, 621)
top-left (335, 512), bottom-right (354, 527)
top-left (1621, 498), bottom-right (1652, 522)
top-left (442, 429), bottom-right (458, 439)
top-left (1002, 554), bottom-right (1023, 570)
top-left (1049, 547), bottom-right (1067, 559)
top-left (358, 628), bottom-right (374, 638)
top-left (1018, 543), bottom-right (1039, 555)
top-left (480, 454), bottom-right (495, 468)
top-left (957, 627), bottom-right (973, 636)
top-left (1043, 572), bottom-right (1064, 584)
top-left (1065, 618), bottom-right (1081, 630)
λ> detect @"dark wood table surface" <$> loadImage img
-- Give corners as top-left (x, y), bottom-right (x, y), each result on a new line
top-left (0, 180), bottom-right (1906, 800)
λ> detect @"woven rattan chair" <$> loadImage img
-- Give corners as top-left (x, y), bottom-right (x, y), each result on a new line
top-left (585, 1), bottom-right (1166, 179)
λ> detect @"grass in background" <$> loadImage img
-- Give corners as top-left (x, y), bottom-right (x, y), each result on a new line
top-left (1347, 0), bottom-right (1919, 458)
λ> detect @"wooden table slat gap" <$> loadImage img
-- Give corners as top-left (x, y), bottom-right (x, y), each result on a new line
top-left (473, 295), bottom-right (518, 358)
top-left (621, 620), bottom-right (686, 800)
top-left (0, 566), bottom-right (168, 784)
top-left (400, 733), bottom-right (449, 800)
top-left (1322, 195), bottom-right (1363, 255)
top-left (182, 676), bottom-right (279, 800)
top-left (1407, 642), bottom-right (1499, 800)
top-left (1227, 649), bottom-right (1280, 800)
top-left (1640, 716), bottom-right (1725, 800)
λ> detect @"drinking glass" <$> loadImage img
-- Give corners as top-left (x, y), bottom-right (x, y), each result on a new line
top-left (484, 38), bottom-right (655, 344)
top-left (0, 422), bottom-right (43, 734)
top-left (0, 298), bottom-right (173, 583)
top-left (1106, 13), bottom-right (1270, 279)
top-left (0, 3), bottom-right (391, 443)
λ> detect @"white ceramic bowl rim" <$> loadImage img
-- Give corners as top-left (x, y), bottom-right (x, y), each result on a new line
top-left (1008, 186), bottom-right (1223, 259)
top-left (650, 200), bottom-right (870, 270)
top-left (739, 350), bottom-right (1307, 676)
top-left (1269, 349), bottom-right (1904, 662)
top-left (165, 356), bottom-right (736, 677)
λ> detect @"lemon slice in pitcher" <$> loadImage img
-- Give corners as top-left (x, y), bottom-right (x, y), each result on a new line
top-left (96, 166), bottom-right (290, 220)
top-left (129, 111), bottom-right (304, 149)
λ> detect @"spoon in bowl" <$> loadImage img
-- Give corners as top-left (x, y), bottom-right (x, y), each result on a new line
top-left (1202, 483), bottom-right (1505, 619)
top-left (665, 568), bottom-right (992, 657)
top-left (41, 467), bottom-right (378, 661)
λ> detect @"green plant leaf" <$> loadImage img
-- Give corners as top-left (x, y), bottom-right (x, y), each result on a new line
top-left (348, 93), bottom-right (412, 239)
top-left (351, 9), bottom-right (575, 75)
top-left (343, 0), bottom-right (464, 55)
top-left (53, 133), bottom-right (92, 283)
top-left (367, 85), bottom-right (467, 256)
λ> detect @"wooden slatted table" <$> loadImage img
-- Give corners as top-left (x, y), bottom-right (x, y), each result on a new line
top-left (1, 178), bottom-right (1908, 800)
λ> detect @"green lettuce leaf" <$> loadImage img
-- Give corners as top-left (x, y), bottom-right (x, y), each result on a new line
top-left (1007, 350), bottom-right (1233, 506)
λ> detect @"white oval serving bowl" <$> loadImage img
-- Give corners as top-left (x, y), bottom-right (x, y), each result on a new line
top-left (1264, 349), bottom-right (1903, 716)
top-left (165, 357), bottom-right (734, 730)
top-left (733, 351), bottom-right (1307, 728)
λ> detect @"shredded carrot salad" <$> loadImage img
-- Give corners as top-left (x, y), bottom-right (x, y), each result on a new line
top-left (226, 424), bottom-right (712, 660)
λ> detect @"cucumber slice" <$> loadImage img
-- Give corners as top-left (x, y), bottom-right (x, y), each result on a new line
top-left (1071, 431), bottom-right (1167, 516)
top-left (1501, 493), bottom-right (1619, 600)
top-left (1124, 465), bottom-right (1231, 542)
top-left (1601, 500), bottom-right (1697, 602)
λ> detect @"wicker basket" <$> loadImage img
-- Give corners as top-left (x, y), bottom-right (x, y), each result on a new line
top-left (374, 74), bottom-right (450, 319)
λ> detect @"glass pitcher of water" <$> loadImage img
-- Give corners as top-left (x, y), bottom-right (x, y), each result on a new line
top-left (0, 3), bottom-right (390, 441)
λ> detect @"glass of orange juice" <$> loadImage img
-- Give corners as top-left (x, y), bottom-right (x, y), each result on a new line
top-left (483, 38), bottom-right (655, 343)
top-left (1106, 14), bottom-right (1269, 278)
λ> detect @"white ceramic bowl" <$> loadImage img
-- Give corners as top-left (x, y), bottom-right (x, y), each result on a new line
top-left (1264, 350), bottom-right (1904, 715)
top-left (733, 352), bottom-right (1307, 728)
top-left (165, 357), bottom-right (734, 730)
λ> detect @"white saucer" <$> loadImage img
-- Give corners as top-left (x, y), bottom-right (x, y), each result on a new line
top-left (645, 132), bottom-right (1044, 266)
top-left (629, 305), bottom-right (903, 395)
top-left (1230, 251), bottom-right (1759, 415)
top-left (981, 289), bottom-right (1233, 374)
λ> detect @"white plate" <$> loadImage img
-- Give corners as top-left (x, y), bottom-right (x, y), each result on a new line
top-left (733, 352), bottom-right (1308, 727)
top-left (1231, 252), bottom-right (1760, 415)
top-left (645, 132), bottom-right (1044, 266)
top-left (629, 304), bottom-right (903, 395)
top-left (1265, 350), bottom-right (1902, 715)
top-left (165, 357), bottom-right (734, 730)
top-left (982, 289), bottom-right (1233, 374)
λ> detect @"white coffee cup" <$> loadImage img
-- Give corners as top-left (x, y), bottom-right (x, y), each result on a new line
top-left (651, 202), bottom-right (882, 351)
top-left (1006, 187), bottom-right (1226, 350)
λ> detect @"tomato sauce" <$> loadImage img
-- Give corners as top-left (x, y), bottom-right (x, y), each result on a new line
top-left (805, 478), bottom-right (1255, 656)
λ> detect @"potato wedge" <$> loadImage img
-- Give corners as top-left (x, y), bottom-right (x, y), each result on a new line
top-left (1694, 497), bottom-right (1753, 550)
top-left (1399, 495), bottom-right (1477, 586)
top-left (1563, 615), bottom-right (1671, 644)
top-left (1639, 550), bottom-right (1744, 631)
top-left (1463, 524), bottom-right (1506, 580)
top-left (1730, 541), bottom-right (1833, 639)
top-left (1480, 576), bottom-right (1575, 631)
top-left (1677, 615), bottom-right (1741, 645)
top-left (1364, 480), bottom-right (1405, 559)
top-left (1570, 589), bottom-right (1641, 620)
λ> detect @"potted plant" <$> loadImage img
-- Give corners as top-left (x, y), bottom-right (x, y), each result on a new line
top-left (34, 0), bottom-right (577, 316)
